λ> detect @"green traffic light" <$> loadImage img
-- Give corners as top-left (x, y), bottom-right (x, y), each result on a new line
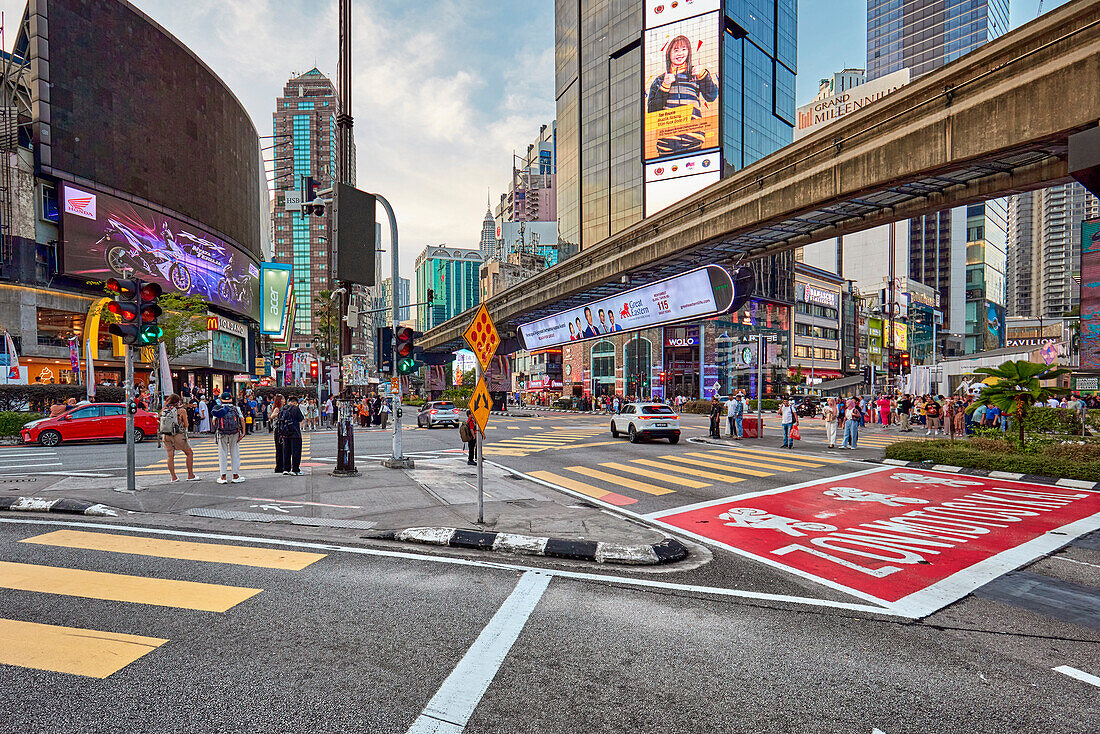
top-left (139, 325), bottom-right (164, 345)
top-left (398, 357), bottom-right (417, 374)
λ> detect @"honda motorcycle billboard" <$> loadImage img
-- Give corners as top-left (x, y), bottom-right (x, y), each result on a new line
top-left (61, 184), bottom-right (260, 320)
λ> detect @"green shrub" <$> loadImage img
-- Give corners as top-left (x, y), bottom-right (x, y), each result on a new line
top-left (1023, 407), bottom-right (1081, 435)
top-left (0, 411), bottom-right (40, 436)
top-left (883, 440), bottom-right (1100, 482)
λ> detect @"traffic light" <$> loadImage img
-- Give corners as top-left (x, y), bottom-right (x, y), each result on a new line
top-left (310, 361), bottom-right (318, 379)
top-left (427, 288), bottom-right (435, 304)
top-left (106, 278), bottom-right (141, 345)
top-left (273, 352), bottom-right (282, 368)
top-left (900, 352), bottom-right (911, 372)
top-left (376, 326), bottom-right (393, 373)
top-left (395, 326), bottom-right (419, 374)
top-left (303, 176), bottom-right (324, 216)
top-left (137, 281), bottom-right (163, 346)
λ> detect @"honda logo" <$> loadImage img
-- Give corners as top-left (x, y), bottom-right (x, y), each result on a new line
top-left (63, 188), bottom-right (97, 220)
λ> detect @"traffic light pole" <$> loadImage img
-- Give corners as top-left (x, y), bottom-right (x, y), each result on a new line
top-left (379, 193), bottom-right (413, 469)
top-left (124, 344), bottom-right (136, 492)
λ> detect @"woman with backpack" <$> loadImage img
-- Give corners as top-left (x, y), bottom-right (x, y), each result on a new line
top-left (277, 396), bottom-right (305, 475)
top-left (211, 394), bottom-right (246, 484)
top-left (160, 394), bottom-right (197, 482)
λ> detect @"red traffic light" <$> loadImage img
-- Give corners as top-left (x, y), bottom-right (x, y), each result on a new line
top-left (396, 327), bottom-right (415, 357)
top-left (140, 282), bottom-right (162, 302)
top-left (107, 301), bottom-right (138, 322)
top-left (310, 361), bottom-right (318, 377)
top-left (105, 278), bottom-right (139, 297)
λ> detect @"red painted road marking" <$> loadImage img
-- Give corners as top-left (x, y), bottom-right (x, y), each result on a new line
top-left (654, 467), bottom-right (1100, 615)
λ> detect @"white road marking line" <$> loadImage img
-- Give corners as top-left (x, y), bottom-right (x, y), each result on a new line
top-left (1053, 665), bottom-right (1100, 688)
top-left (406, 571), bottom-right (551, 733)
top-left (0, 462), bottom-right (63, 468)
top-left (1054, 556), bottom-right (1100, 570)
top-left (0, 517), bottom-right (903, 617)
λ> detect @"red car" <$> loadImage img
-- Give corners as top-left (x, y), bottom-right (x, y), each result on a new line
top-left (21, 403), bottom-right (159, 447)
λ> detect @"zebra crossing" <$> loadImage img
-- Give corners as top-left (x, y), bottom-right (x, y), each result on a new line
top-left (0, 447), bottom-right (63, 476)
top-left (482, 427), bottom-right (612, 458)
top-left (136, 434), bottom-right (317, 476)
top-left (0, 528), bottom-right (325, 678)
top-left (527, 447), bottom-right (849, 505)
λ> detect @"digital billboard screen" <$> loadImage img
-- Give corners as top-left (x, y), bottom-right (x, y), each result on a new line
top-left (1082, 219), bottom-right (1100, 370)
top-left (643, 13), bottom-right (720, 163)
top-left (61, 184), bottom-right (260, 320)
top-left (33, 0), bottom-right (265, 256)
top-left (519, 266), bottom-right (736, 350)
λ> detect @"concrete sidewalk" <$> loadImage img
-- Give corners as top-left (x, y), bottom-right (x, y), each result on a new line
top-left (0, 454), bottom-right (670, 551)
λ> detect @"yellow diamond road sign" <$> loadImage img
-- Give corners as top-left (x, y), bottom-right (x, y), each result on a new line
top-left (463, 304), bottom-right (500, 371)
top-left (469, 378), bottom-right (492, 434)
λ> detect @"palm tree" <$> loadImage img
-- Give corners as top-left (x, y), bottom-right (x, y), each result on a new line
top-left (966, 360), bottom-right (1069, 446)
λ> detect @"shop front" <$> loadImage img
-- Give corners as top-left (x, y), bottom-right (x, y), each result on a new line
top-left (663, 326), bottom-right (700, 399)
top-left (709, 298), bottom-right (792, 400)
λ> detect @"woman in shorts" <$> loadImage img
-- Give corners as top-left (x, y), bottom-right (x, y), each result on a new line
top-left (161, 394), bottom-right (197, 482)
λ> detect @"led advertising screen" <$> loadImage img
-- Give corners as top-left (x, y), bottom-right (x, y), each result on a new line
top-left (33, 0), bottom-right (265, 257)
top-left (260, 263), bottom-right (293, 335)
top-left (62, 184), bottom-right (260, 320)
top-left (643, 13), bottom-right (720, 163)
top-left (1081, 219), bottom-right (1100, 370)
top-left (984, 301), bottom-right (1006, 351)
top-left (644, 150), bottom-right (721, 216)
top-left (519, 266), bottom-right (736, 350)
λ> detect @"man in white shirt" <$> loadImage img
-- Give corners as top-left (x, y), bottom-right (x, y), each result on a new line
top-left (1047, 397), bottom-right (1061, 408)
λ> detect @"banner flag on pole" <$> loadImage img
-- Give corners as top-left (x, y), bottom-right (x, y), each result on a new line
top-left (86, 340), bottom-right (96, 400)
top-left (158, 341), bottom-right (174, 397)
top-left (4, 330), bottom-right (20, 381)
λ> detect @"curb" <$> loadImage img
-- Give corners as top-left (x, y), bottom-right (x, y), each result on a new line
top-left (0, 496), bottom-right (123, 517)
top-left (870, 459), bottom-right (1100, 490)
top-left (371, 527), bottom-right (689, 565)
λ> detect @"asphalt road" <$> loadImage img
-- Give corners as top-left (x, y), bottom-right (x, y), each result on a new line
top-left (0, 519), bottom-right (1096, 733)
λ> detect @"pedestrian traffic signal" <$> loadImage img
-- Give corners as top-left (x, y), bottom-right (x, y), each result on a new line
top-left (137, 281), bottom-right (163, 346)
top-left (310, 361), bottom-right (318, 378)
top-left (303, 176), bottom-right (325, 216)
top-left (427, 288), bottom-right (435, 304)
top-left (395, 326), bottom-right (420, 374)
top-left (900, 352), bottom-right (911, 372)
top-left (376, 326), bottom-right (393, 373)
top-left (106, 278), bottom-right (142, 345)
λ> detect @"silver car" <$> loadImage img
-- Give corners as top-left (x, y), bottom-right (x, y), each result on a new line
top-left (416, 401), bottom-right (463, 429)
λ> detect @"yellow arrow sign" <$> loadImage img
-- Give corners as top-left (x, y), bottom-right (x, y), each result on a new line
top-left (469, 378), bottom-right (492, 434)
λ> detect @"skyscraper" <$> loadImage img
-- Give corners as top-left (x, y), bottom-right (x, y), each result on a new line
top-left (381, 276), bottom-right (412, 323)
top-left (553, 1), bottom-right (797, 400)
top-left (415, 246), bottom-right (483, 331)
top-left (271, 69), bottom-right (354, 348)
top-left (865, 0), bottom-right (1010, 354)
top-left (1007, 183), bottom-right (1100, 319)
top-left (555, 1), bottom-right (797, 249)
top-left (479, 202), bottom-right (498, 261)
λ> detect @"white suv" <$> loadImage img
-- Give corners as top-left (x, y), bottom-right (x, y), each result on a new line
top-left (611, 403), bottom-right (681, 444)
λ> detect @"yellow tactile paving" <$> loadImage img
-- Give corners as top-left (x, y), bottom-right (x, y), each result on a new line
top-left (20, 530), bottom-right (327, 570)
top-left (0, 618), bottom-right (168, 679)
top-left (0, 561), bottom-right (261, 612)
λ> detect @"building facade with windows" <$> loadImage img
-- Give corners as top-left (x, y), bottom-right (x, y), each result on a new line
top-left (415, 246), bottom-right (483, 331)
top-left (791, 264), bottom-right (845, 382)
top-left (270, 69), bottom-right (354, 350)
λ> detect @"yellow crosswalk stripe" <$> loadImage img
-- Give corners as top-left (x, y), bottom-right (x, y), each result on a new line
top-left (20, 530), bottom-right (326, 570)
top-left (732, 448), bottom-right (849, 464)
top-left (598, 462), bottom-right (711, 489)
top-left (0, 561), bottom-right (261, 612)
top-left (564, 466), bottom-right (674, 495)
top-left (528, 471), bottom-right (635, 505)
top-left (632, 458), bottom-right (745, 484)
top-left (573, 440), bottom-right (623, 448)
top-left (661, 454), bottom-right (774, 478)
top-left (693, 451), bottom-right (825, 471)
top-left (0, 618), bottom-right (168, 679)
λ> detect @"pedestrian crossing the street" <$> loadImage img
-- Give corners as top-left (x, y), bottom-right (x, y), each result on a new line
top-left (528, 448), bottom-right (849, 505)
top-left (0, 529), bottom-right (325, 678)
top-left (482, 428), bottom-right (611, 458)
top-left (137, 433), bottom-right (317, 477)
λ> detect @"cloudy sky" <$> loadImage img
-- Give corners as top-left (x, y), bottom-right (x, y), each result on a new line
top-left (0, 0), bottom-right (1071, 279)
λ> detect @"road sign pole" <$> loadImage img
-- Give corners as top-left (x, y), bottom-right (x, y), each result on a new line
top-left (475, 360), bottom-right (484, 524)
top-left (377, 193), bottom-right (412, 469)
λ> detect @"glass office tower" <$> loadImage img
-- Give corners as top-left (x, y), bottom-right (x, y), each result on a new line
top-left (555, 0), bottom-right (796, 249)
top-left (554, 1), bottom-right (797, 401)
